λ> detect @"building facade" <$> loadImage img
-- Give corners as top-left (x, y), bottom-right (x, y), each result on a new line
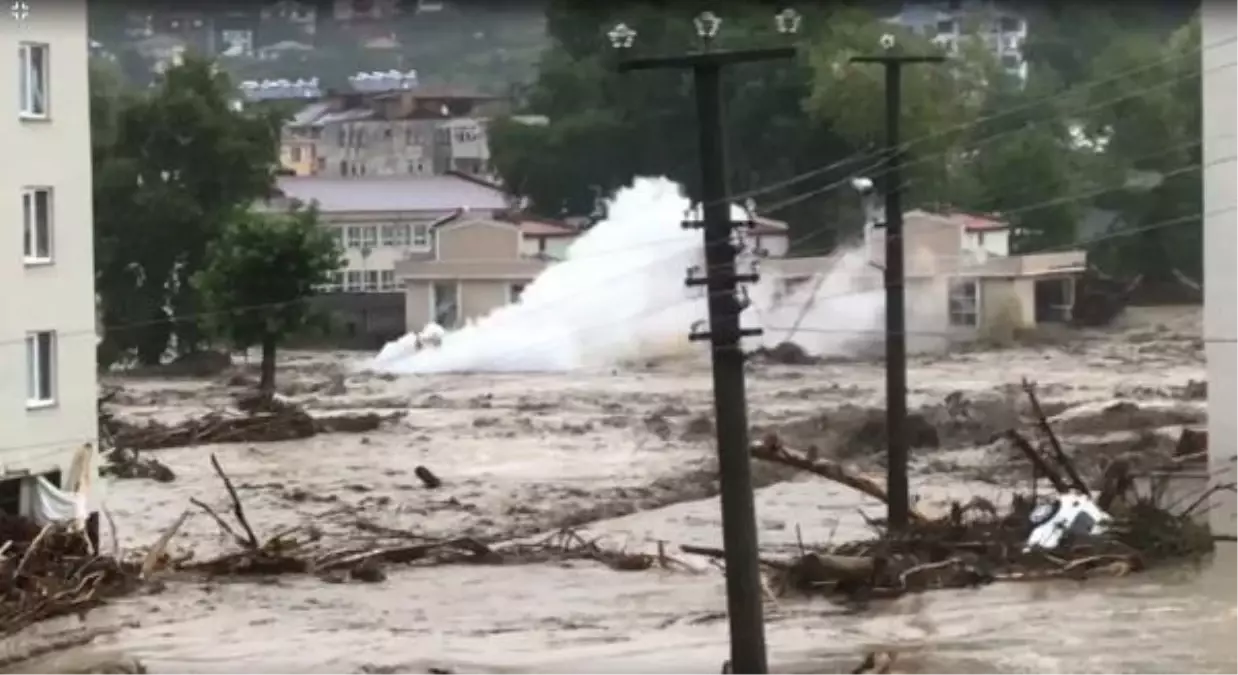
top-left (265, 174), bottom-right (510, 343)
top-left (888, 0), bottom-right (1029, 83)
top-left (1202, 0), bottom-right (1236, 539)
top-left (0, 0), bottom-right (99, 512)
top-left (763, 210), bottom-right (1086, 351)
top-left (278, 89), bottom-right (507, 178)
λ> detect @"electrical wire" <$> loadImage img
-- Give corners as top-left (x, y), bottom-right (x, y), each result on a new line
top-left (707, 33), bottom-right (1238, 210)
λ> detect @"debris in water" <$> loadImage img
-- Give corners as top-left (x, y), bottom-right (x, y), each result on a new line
top-left (0, 516), bottom-right (141, 636)
top-left (99, 394), bottom-right (402, 451)
top-left (1024, 492), bottom-right (1111, 551)
top-left (750, 412), bottom-right (1220, 602)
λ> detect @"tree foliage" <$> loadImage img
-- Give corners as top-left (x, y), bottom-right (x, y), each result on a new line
top-left (92, 57), bottom-right (284, 367)
top-left (194, 205), bottom-right (343, 391)
top-left (490, 3), bottom-right (1206, 279)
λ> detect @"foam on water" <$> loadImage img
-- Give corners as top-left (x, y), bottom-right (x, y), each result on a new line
top-left (370, 176), bottom-right (890, 374)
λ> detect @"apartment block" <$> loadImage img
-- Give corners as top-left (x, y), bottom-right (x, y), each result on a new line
top-left (0, 1), bottom-right (100, 517)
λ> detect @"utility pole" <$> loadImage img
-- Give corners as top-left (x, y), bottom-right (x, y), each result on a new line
top-left (609, 9), bottom-right (802, 674)
top-left (851, 37), bottom-right (945, 531)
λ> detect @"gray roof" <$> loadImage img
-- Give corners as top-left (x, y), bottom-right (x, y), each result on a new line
top-left (275, 176), bottom-right (509, 213)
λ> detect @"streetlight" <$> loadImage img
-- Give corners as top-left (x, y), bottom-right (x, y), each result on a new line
top-left (612, 11), bottom-right (802, 674)
top-left (774, 8), bottom-right (801, 34)
top-left (607, 23), bottom-right (637, 49)
top-left (694, 11), bottom-right (722, 42)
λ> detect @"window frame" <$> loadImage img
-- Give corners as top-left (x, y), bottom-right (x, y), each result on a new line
top-left (21, 186), bottom-right (54, 264)
top-left (25, 330), bottom-right (57, 408)
top-left (19, 42), bottom-right (50, 120)
top-left (948, 278), bottom-right (980, 327)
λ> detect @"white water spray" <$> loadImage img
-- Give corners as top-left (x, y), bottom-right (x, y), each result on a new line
top-left (370, 176), bottom-right (895, 374)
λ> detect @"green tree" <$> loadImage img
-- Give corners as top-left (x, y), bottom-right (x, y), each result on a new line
top-left (92, 56), bottom-right (284, 366)
top-left (1073, 16), bottom-right (1203, 280)
top-left (490, 3), bottom-right (866, 247)
top-left (194, 205), bottom-right (343, 393)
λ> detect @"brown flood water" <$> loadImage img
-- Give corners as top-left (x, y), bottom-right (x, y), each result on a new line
top-left (5, 307), bottom-right (1234, 673)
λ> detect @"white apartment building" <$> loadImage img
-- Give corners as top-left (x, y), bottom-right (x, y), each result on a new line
top-left (888, 0), bottom-right (1029, 83)
top-left (1202, 0), bottom-right (1236, 539)
top-left (0, 1), bottom-right (100, 526)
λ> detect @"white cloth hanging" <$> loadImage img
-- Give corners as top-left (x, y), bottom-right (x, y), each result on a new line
top-left (27, 475), bottom-right (89, 529)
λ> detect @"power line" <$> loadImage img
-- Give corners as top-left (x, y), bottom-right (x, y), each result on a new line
top-left (701, 33), bottom-right (1238, 210)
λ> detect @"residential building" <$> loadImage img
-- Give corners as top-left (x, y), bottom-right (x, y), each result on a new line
top-left (888, 1), bottom-right (1029, 83)
top-left (278, 86), bottom-right (509, 178)
top-left (264, 175), bottom-right (510, 342)
top-left (764, 210), bottom-right (1086, 349)
top-left (0, 0), bottom-right (100, 525)
top-left (1202, 0), bottom-right (1236, 539)
top-left (517, 217), bottom-right (582, 260)
top-left (396, 215), bottom-right (558, 332)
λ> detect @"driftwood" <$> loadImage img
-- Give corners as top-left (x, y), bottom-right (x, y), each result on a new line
top-left (750, 406), bottom-right (1217, 603)
top-left (101, 405), bottom-right (403, 453)
top-left (0, 517), bottom-right (142, 637)
top-left (751, 434), bottom-right (931, 523)
top-left (1021, 379), bottom-right (1089, 495)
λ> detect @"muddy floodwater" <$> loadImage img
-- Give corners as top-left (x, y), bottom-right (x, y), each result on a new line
top-left (4, 307), bottom-right (1235, 673)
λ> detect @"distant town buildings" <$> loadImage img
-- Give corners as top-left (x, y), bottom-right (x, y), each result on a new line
top-left (886, 0), bottom-right (1029, 83)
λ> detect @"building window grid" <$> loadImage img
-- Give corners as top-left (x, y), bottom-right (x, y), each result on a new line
top-left (25, 331), bottom-right (56, 407)
top-left (19, 42), bottom-right (50, 118)
top-left (21, 187), bottom-right (53, 263)
top-left (948, 278), bottom-right (979, 327)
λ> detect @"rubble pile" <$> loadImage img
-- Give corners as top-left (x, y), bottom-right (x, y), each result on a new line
top-left (0, 516), bottom-right (141, 636)
top-left (749, 380), bottom-right (1227, 603)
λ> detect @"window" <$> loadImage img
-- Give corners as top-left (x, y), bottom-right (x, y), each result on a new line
top-left (999, 16), bottom-right (1022, 33)
top-left (346, 226), bottom-right (363, 248)
top-left (19, 43), bottom-right (50, 118)
top-left (381, 223), bottom-right (411, 247)
top-left (316, 157), bottom-right (326, 172)
top-left (330, 271), bottom-right (344, 290)
top-left (412, 224), bottom-right (429, 248)
top-left (345, 270), bottom-right (362, 291)
top-left (25, 331), bottom-right (56, 407)
top-left (364, 270), bottom-right (379, 291)
top-left (290, 146), bottom-right (302, 162)
top-left (509, 283), bottom-right (526, 303)
top-left (361, 225), bottom-right (378, 250)
top-left (380, 270), bottom-right (395, 290)
top-left (22, 187), bottom-right (53, 263)
top-left (936, 20), bottom-right (955, 34)
top-left (338, 127), bottom-right (347, 146)
top-left (948, 279), bottom-right (979, 327)
top-left (1001, 54), bottom-right (1021, 70)
top-left (339, 159), bottom-right (348, 175)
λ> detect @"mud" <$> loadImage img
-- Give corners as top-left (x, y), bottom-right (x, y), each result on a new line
top-left (2, 306), bottom-right (1232, 673)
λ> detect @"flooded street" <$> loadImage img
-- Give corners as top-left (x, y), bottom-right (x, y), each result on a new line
top-left (4, 307), bottom-right (1233, 673)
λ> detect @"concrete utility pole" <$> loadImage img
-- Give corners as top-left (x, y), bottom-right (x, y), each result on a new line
top-left (851, 37), bottom-right (945, 531)
top-left (609, 9), bottom-right (802, 674)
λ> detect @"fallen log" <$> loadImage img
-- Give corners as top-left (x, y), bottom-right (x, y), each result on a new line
top-left (751, 434), bottom-right (930, 523)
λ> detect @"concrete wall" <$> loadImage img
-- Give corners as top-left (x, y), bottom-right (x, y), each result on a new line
top-left (0, 0), bottom-right (100, 477)
top-left (405, 279), bottom-right (518, 331)
top-left (1203, 0), bottom-right (1237, 538)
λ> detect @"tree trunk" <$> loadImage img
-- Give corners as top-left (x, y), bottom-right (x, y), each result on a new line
top-left (259, 332), bottom-right (277, 394)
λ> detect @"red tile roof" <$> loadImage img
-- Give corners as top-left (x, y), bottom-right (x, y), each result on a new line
top-left (954, 212), bottom-right (1009, 232)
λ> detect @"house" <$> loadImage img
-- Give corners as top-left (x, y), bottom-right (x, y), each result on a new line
top-left (1202, 0), bottom-right (1236, 538)
top-left (264, 175), bottom-right (511, 343)
top-left (516, 217), bottom-right (581, 260)
top-left (395, 216), bottom-right (557, 332)
top-left (888, 1), bottom-right (1029, 83)
top-left (763, 210), bottom-right (1087, 349)
top-left (750, 216), bottom-right (790, 258)
top-left (279, 87), bottom-right (508, 178)
top-left (0, 0), bottom-right (101, 533)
